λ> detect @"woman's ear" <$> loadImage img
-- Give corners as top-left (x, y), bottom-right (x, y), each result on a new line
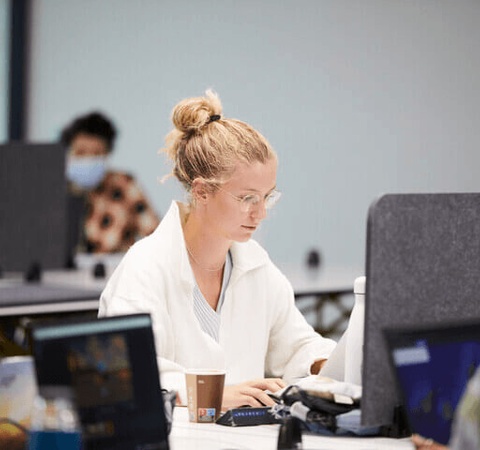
top-left (191, 178), bottom-right (210, 204)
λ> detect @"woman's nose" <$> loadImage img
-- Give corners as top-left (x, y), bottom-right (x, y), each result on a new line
top-left (250, 201), bottom-right (267, 221)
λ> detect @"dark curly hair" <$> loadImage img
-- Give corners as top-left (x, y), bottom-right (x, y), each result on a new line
top-left (60, 111), bottom-right (117, 153)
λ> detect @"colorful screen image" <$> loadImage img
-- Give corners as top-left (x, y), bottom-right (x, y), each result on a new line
top-left (67, 334), bottom-right (133, 408)
top-left (392, 337), bottom-right (480, 445)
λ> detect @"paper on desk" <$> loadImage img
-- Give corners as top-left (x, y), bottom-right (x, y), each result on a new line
top-left (298, 375), bottom-right (361, 404)
top-left (275, 375), bottom-right (362, 405)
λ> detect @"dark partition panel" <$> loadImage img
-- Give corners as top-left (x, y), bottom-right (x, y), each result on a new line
top-left (362, 193), bottom-right (480, 428)
top-left (0, 142), bottom-right (67, 273)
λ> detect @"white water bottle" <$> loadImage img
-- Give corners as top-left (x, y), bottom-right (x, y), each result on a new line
top-left (344, 276), bottom-right (366, 386)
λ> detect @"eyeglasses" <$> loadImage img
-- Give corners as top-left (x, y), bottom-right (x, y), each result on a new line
top-left (217, 186), bottom-right (282, 213)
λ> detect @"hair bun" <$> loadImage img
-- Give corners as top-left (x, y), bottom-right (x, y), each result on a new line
top-left (171, 89), bottom-right (223, 133)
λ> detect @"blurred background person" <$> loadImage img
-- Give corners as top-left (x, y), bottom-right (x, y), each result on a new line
top-left (61, 111), bottom-right (160, 263)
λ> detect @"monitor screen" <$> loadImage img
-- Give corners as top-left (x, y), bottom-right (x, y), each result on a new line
top-left (384, 320), bottom-right (480, 445)
top-left (31, 314), bottom-right (169, 450)
top-left (0, 142), bottom-right (68, 273)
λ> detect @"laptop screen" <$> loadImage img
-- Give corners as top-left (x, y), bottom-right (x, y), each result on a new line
top-left (384, 320), bottom-right (480, 445)
top-left (30, 314), bottom-right (169, 450)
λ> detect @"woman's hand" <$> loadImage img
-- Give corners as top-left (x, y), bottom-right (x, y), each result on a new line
top-left (222, 378), bottom-right (286, 410)
top-left (411, 434), bottom-right (449, 450)
top-left (311, 358), bottom-right (327, 375)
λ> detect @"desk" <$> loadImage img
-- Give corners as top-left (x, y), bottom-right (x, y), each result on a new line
top-left (278, 264), bottom-right (363, 338)
top-left (170, 407), bottom-right (413, 450)
top-left (0, 252), bottom-right (123, 317)
top-left (0, 272), bottom-right (104, 317)
top-left (0, 263), bottom-right (362, 355)
top-left (0, 270), bottom-right (105, 355)
top-left (0, 264), bottom-right (361, 317)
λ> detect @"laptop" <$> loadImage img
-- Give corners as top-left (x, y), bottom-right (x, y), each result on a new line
top-left (30, 314), bottom-right (170, 450)
top-left (383, 319), bottom-right (480, 445)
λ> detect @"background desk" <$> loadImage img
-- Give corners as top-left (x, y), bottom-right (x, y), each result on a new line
top-left (0, 263), bottom-right (362, 355)
top-left (0, 253), bottom-right (122, 317)
top-left (279, 264), bottom-right (363, 339)
top-left (0, 276), bottom-right (102, 317)
top-left (0, 270), bottom-right (105, 355)
top-left (170, 407), bottom-right (413, 450)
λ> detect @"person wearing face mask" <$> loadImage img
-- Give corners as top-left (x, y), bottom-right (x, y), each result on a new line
top-left (61, 111), bottom-right (160, 260)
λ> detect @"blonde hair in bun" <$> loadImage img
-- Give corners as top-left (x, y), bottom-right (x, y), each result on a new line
top-left (162, 89), bottom-right (276, 193)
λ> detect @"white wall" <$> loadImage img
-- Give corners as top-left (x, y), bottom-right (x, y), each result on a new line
top-left (27, 0), bottom-right (480, 269)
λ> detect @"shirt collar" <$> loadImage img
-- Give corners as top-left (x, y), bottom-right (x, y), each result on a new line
top-left (169, 200), bottom-right (270, 282)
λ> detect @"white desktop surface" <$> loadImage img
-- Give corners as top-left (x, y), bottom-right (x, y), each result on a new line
top-left (51, 259), bottom-right (362, 297)
top-left (170, 407), bottom-right (414, 450)
top-left (0, 269), bottom-right (105, 316)
top-left (0, 254), bottom-right (121, 316)
top-left (43, 262), bottom-right (362, 297)
top-left (277, 264), bottom-right (363, 296)
top-left (1, 262), bottom-right (361, 317)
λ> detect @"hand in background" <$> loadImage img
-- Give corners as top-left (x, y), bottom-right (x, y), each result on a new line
top-left (222, 378), bottom-right (286, 410)
top-left (411, 434), bottom-right (449, 450)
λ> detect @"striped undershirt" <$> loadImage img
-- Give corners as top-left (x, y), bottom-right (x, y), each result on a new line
top-left (192, 251), bottom-right (233, 342)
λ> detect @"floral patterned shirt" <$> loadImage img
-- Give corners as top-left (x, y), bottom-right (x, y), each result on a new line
top-left (71, 171), bottom-right (160, 254)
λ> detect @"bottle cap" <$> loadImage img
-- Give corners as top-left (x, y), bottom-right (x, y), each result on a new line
top-left (354, 276), bottom-right (366, 295)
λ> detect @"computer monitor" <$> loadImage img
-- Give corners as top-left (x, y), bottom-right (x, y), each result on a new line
top-left (362, 193), bottom-right (480, 431)
top-left (0, 142), bottom-right (68, 273)
top-left (30, 314), bottom-right (170, 450)
top-left (384, 319), bottom-right (480, 445)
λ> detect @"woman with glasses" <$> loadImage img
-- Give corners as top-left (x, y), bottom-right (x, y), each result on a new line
top-left (99, 90), bottom-right (336, 409)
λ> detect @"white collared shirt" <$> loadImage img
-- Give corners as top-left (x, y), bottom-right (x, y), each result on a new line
top-left (99, 201), bottom-right (336, 402)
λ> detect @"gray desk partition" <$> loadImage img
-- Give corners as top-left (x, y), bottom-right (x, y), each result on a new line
top-left (0, 142), bottom-right (67, 273)
top-left (362, 193), bottom-right (480, 429)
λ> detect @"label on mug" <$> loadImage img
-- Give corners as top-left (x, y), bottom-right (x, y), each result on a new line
top-left (198, 407), bottom-right (216, 423)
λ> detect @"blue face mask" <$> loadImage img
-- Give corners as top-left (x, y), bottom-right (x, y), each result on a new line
top-left (66, 156), bottom-right (107, 190)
